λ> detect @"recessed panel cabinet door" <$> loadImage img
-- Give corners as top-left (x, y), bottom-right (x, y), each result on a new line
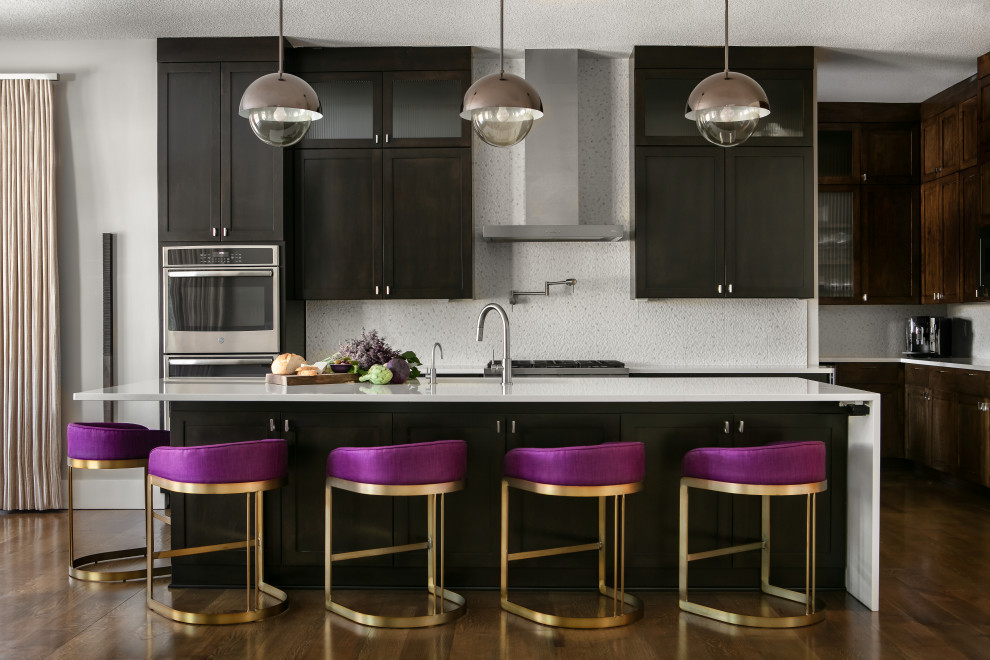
top-left (383, 148), bottom-right (472, 299)
top-left (962, 167), bottom-right (983, 302)
top-left (860, 185), bottom-right (919, 304)
top-left (905, 385), bottom-right (931, 464)
top-left (295, 149), bottom-right (382, 299)
top-left (861, 124), bottom-right (918, 184)
top-left (940, 174), bottom-right (963, 303)
top-left (634, 147), bottom-right (724, 298)
top-left (930, 387), bottom-right (957, 473)
top-left (158, 63), bottom-right (221, 242)
top-left (955, 393), bottom-right (989, 486)
top-left (920, 180), bottom-right (944, 303)
top-left (725, 147), bottom-right (814, 298)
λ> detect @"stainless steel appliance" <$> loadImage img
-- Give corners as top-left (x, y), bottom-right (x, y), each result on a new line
top-left (162, 245), bottom-right (279, 355)
top-left (905, 317), bottom-right (952, 357)
top-left (164, 354), bottom-right (278, 379)
top-left (484, 360), bottom-right (629, 377)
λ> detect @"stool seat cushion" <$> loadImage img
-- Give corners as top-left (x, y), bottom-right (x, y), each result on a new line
top-left (681, 441), bottom-right (826, 486)
top-left (67, 422), bottom-right (171, 461)
top-left (327, 440), bottom-right (467, 486)
top-left (149, 439), bottom-right (287, 484)
top-left (503, 442), bottom-right (645, 487)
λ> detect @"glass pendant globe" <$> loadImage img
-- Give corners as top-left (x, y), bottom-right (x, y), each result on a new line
top-left (694, 104), bottom-right (762, 147)
top-left (245, 105), bottom-right (316, 147)
top-left (469, 105), bottom-right (542, 147)
top-left (685, 71), bottom-right (770, 147)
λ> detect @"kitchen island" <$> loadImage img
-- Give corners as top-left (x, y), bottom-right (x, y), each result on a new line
top-left (75, 376), bottom-right (880, 610)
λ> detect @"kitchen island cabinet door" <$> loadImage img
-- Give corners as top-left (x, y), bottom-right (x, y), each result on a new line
top-left (158, 62), bottom-right (221, 242)
top-left (278, 412), bottom-right (393, 586)
top-left (392, 413), bottom-right (504, 584)
top-left (167, 409), bottom-right (281, 586)
top-left (725, 147), bottom-right (815, 298)
top-left (620, 414), bottom-right (732, 587)
top-left (728, 414), bottom-right (848, 588)
top-left (955, 393), bottom-right (989, 486)
top-left (382, 148), bottom-right (472, 300)
top-left (294, 149), bottom-right (383, 300)
top-left (634, 147), bottom-right (724, 298)
top-left (905, 384), bottom-right (932, 464)
top-left (505, 413), bottom-right (620, 585)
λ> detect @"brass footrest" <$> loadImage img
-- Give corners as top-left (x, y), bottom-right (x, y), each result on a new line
top-left (327, 586), bottom-right (466, 629)
top-left (69, 547), bottom-right (170, 583)
top-left (147, 580), bottom-right (288, 626)
top-left (502, 586), bottom-right (644, 629)
top-left (679, 585), bottom-right (826, 629)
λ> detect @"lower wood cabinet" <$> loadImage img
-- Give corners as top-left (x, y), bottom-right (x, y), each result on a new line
top-left (833, 363), bottom-right (905, 458)
top-left (956, 393), bottom-right (990, 485)
top-left (905, 383), bottom-right (932, 464)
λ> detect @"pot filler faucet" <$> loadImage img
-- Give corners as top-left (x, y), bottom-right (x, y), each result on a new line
top-left (476, 303), bottom-right (511, 386)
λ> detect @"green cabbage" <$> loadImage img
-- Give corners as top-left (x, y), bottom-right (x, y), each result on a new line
top-left (359, 364), bottom-right (393, 385)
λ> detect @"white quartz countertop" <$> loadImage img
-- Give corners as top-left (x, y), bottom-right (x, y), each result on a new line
top-left (821, 356), bottom-right (990, 372)
top-left (433, 364), bottom-right (833, 376)
top-left (74, 377), bottom-right (874, 404)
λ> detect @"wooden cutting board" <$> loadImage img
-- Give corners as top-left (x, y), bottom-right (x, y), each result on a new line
top-left (265, 372), bottom-right (360, 386)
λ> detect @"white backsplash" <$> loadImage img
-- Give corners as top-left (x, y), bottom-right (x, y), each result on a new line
top-left (818, 304), bottom-right (947, 357)
top-left (307, 57), bottom-right (810, 367)
top-left (946, 303), bottom-right (990, 359)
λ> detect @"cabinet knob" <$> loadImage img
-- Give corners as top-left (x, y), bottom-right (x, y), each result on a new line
top-left (375, 134), bottom-right (379, 144)
top-left (375, 285), bottom-right (379, 295)
top-left (386, 285), bottom-right (390, 296)
top-left (862, 293), bottom-right (868, 302)
top-left (728, 283), bottom-right (733, 294)
top-left (385, 134), bottom-right (390, 144)
top-left (861, 173), bottom-right (867, 182)
top-left (718, 284), bottom-right (723, 294)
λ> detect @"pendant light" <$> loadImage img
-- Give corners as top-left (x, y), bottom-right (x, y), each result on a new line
top-left (460, 0), bottom-right (543, 147)
top-left (684, 0), bottom-right (770, 147)
top-left (239, 0), bottom-right (322, 147)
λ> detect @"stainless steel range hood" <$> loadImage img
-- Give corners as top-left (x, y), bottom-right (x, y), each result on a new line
top-left (481, 50), bottom-right (624, 242)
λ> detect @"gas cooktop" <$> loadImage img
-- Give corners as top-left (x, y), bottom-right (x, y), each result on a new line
top-left (483, 359), bottom-right (629, 377)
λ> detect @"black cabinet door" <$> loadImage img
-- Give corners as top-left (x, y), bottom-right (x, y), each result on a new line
top-left (221, 62), bottom-right (283, 241)
top-left (725, 147), bottom-right (814, 298)
top-left (297, 72), bottom-right (383, 148)
top-left (861, 125), bottom-right (919, 184)
top-left (383, 148), bottom-right (472, 299)
top-left (383, 71), bottom-right (471, 148)
top-left (392, 413), bottom-right (504, 585)
top-left (279, 412), bottom-right (393, 585)
top-left (729, 414), bottom-right (847, 587)
top-left (634, 147), bottom-right (724, 298)
top-left (158, 62), bottom-right (221, 242)
top-left (294, 149), bottom-right (382, 299)
top-left (860, 185), bottom-right (920, 304)
top-left (167, 409), bottom-right (280, 585)
top-left (620, 414), bottom-right (732, 587)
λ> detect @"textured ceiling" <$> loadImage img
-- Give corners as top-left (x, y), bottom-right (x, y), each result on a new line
top-left (1, 0), bottom-right (987, 101)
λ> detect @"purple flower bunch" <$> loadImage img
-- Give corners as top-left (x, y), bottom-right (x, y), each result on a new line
top-left (338, 329), bottom-right (401, 371)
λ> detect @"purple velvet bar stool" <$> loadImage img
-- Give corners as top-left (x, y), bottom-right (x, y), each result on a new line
top-left (501, 442), bottom-right (646, 629)
top-left (679, 441), bottom-right (828, 628)
top-left (145, 439), bottom-right (289, 625)
top-left (325, 440), bottom-right (467, 628)
top-left (66, 422), bottom-right (172, 582)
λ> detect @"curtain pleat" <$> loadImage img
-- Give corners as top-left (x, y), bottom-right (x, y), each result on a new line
top-left (1, 79), bottom-right (61, 510)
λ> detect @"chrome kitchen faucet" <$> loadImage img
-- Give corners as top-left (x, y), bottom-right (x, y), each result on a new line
top-left (476, 303), bottom-right (511, 386)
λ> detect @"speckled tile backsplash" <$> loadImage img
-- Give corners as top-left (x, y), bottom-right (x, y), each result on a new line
top-left (818, 304), bottom-right (947, 357)
top-left (307, 57), bottom-right (810, 367)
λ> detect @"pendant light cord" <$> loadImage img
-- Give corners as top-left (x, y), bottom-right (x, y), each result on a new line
top-left (723, 0), bottom-right (729, 78)
top-left (278, 0), bottom-right (285, 79)
top-left (499, 0), bottom-right (505, 79)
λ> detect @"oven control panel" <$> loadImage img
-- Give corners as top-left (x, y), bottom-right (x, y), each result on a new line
top-left (163, 245), bottom-right (278, 267)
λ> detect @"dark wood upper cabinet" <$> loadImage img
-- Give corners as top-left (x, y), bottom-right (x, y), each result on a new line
top-left (861, 125), bottom-right (919, 184)
top-left (725, 148), bottom-right (814, 298)
top-left (939, 106), bottom-right (961, 177)
top-left (158, 58), bottom-right (284, 243)
top-left (383, 149), bottom-right (472, 299)
top-left (817, 125), bottom-right (860, 185)
top-left (960, 96), bottom-right (979, 170)
top-left (921, 114), bottom-right (941, 182)
top-left (294, 149), bottom-right (382, 300)
top-left (860, 185), bottom-right (919, 304)
top-left (920, 174), bottom-right (962, 304)
top-left (634, 147), bottom-right (724, 298)
top-left (922, 105), bottom-right (964, 182)
top-left (158, 62), bottom-right (221, 242)
top-left (980, 76), bottom-right (990, 157)
top-left (962, 167), bottom-right (984, 302)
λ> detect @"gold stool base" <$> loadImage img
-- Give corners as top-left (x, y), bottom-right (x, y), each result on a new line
top-left (502, 586), bottom-right (644, 629)
top-left (69, 547), bottom-right (170, 583)
top-left (147, 580), bottom-right (288, 625)
top-left (327, 586), bottom-right (466, 629)
top-left (679, 588), bottom-right (826, 629)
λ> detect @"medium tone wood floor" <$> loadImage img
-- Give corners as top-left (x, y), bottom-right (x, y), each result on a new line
top-left (2, 465), bottom-right (988, 659)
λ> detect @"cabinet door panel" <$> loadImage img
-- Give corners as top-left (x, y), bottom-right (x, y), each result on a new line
top-left (222, 62), bottom-right (283, 241)
top-left (860, 185), bottom-right (919, 304)
top-left (280, 412), bottom-right (393, 577)
top-left (920, 180), bottom-right (943, 303)
top-left (817, 125), bottom-right (859, 184)
top-left (930, 388), bottom-right (956, 473)
top-left (960, 97), bottom-right (979, 170)
top-left (861, 125), bottom-right (918, 184)
top-left (939, 107), bottom-right (960, 177)
top-left (725, 147), bottom-right (814, 298)
top-left (383, 71), bottom-right (471, 147)
top-left (962, 167), bottom-right (984, 302)
top-left (158, 63), bottom-right (221, 242)
top-left (955, 394), bottom-right (989, 485)
top-left (634, 147), bottom-right (724, 298)
top-left (295, 149), bottom-right (382, 299)
top-left (817, 186), bottom-right (859, 303)
top-left (940, 174), bottom-right (962, 303)
top-left (298, 72), bottom-right (382, 148)
top-left (921, 115), bottom-right (941, 182)
top-left (905, 385), bottom-right (931, 464)
top-left (383, 148), bottom-right (472, 299)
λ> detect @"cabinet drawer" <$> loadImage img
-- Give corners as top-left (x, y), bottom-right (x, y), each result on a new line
top-left (954, 369), bottom-right (990, 396)
top-left (930, 367), bottom-right (956, 392)
top-left (904, 364), bottom-right (931, 387)
top-left (834, 362), bottom-right (902, 384)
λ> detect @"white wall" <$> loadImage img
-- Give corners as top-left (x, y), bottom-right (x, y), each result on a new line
top-left (0, 40), bottom-right (160, 507)
top-left (307, 58), bottom-right (812, 367)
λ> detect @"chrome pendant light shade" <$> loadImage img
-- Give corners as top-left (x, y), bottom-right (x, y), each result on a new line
top-left (685, 0), bottom-right (770, 147)
top-left (239, 0), bottom-right (322, 147)
top-left (460, 0), bottom-right (543, 147)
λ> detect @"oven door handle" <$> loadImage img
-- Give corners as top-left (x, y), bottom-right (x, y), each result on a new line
top-left (166, 270), bottom-right (274, 278)
top-left (167, 358), bottom-right (275, 366)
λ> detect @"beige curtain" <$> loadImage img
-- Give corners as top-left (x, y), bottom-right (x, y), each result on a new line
top-left (0, 79), bottom-right (60, 510)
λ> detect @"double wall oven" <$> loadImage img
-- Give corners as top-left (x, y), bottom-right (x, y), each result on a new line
top-left (162, 245), bottom-right (280, 378)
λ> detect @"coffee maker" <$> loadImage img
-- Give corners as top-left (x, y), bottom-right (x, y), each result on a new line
top-left (905, 317), bottom-right (951, 357)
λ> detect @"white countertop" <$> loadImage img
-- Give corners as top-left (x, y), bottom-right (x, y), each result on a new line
top-left (74, 377), bottom-right (872, 404)
top-left (821, 356), bottom-right (990, 372)
top-left (433, 364), bottom-right (833, 376)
